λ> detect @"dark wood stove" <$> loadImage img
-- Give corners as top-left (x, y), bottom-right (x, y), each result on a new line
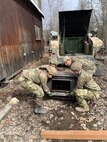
top-left (47, 67), bottom-right (77, 96)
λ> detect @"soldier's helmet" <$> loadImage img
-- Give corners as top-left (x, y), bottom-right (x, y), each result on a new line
top-left (51, 30), bottom-right (58, 37)
top-left (47, 66), bottom-right (57, 76)
top-left (71, 62), bottom-right (82, 71)
top-left (63, 56), bottom-right (71, 63)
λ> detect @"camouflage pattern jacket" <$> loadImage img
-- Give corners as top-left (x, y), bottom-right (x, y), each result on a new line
top-left (76, 70), bottom-right (101, 91)
top-left (72, 57), bottom-right (96, 72)
top-left (22, 69), bottom-right (50, 94)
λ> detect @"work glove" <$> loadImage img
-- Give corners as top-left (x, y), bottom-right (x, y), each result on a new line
top-left (70, 90), bottom-right (75, 96)
top-left (47, 92), bottom-right (53, 96)
top-left (45, 91), bottom-right (53, 97)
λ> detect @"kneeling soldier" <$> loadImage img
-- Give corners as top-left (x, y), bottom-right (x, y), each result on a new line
top-left (18, 66), bottom-right (57, 114)
top-left (70, 62), bottom-right (101, 112)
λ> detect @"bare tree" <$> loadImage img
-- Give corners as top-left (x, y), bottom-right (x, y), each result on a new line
top-left (38, 0), bottom-right (41, 9)
top-left (42, 0), bottom-right (64, 45)
top-left (79, 0), bottom-right (103, 36)
top-left (100, 0), bottom-right (107, 50)
top-left (47, 0), bottom-right (64, 32)
top-left (79, 0), bottom-right (88, 10)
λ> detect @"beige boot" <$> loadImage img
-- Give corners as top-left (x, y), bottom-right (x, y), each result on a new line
top-left (75, 105), bottom-right (89, 112)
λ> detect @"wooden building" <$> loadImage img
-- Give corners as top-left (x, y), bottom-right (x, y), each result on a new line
top-left (0, 0), bottom-right (44, 81)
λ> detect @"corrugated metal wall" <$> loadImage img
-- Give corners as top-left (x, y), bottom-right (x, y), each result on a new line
top-left (0, 0), bottom-right (44, 81)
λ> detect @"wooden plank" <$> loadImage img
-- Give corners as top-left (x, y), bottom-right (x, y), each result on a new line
top-left (5, 69), bottom-right (22, 81)
top-left (41, 130), bottom-right (107, 140)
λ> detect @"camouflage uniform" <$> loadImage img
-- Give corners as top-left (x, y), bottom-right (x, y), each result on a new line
top-left (18, 68), bottom-right (50, 98)
top-left (75, 70), bottom-right (101, 110)
top-left (18, 67), bottom-right (57, 114)
top-left (37, 63), bottom-right (57, 72)
top-left (88, 35), bottom-right (104, 58)
top-left (49, 40), bottom-right (59, 65)
top-left (72, 57), bottom-right (96, 76)
top-left (37, 64), bottom-right (49, 70)
top-left (49, 30), bottom-right (62, 65)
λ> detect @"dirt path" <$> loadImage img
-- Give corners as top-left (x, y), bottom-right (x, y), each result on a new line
top-left (0, 53), bottom-right (107, 142)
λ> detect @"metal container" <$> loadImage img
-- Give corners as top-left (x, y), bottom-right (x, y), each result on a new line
top-left (48, 68), bottom-right (77, 96)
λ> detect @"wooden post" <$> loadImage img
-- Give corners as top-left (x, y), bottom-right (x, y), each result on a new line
top-left (41, 130), bottom-right (107, 140)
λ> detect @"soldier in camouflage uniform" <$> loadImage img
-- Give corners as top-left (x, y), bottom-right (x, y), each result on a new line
top-left (63, 56), bottom-right (96, 76)
top-left (38, 61), bottom-right (57, 70)
top-left (70, 62), bottom-right (101, 112)
top-left (49, 31), bottom-right (59, 65)
top-left (18, 66), bottom-right (57, 114)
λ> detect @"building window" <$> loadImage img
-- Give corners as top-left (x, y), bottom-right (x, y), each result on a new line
top-left (34, 25), bottom-right (41, 40)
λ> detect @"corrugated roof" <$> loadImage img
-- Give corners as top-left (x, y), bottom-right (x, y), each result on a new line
top-left (30, 0), bottom-right (44, 17)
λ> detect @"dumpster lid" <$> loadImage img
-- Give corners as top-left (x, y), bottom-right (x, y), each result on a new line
top-left (59, 9), bottom-right (92, 37)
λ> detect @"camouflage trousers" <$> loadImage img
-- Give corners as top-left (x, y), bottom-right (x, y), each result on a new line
top-left (87, 66), bottom-right (96, 77)
top-left (49, 48), bottom-right (59, 64)
top-left (18, 76), bottom-right (44, 98)
top-left (75, 89), bottom-right (101, 107)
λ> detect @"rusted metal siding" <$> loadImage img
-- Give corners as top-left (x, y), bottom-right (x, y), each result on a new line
top-left (0, 0), bottom-right (44, 81)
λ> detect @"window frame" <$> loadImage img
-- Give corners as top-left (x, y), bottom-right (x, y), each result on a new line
top-left (34, 25), bottom-right (41, 40)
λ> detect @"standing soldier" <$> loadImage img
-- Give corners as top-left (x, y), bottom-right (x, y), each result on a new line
top-left (18, 66), bottom-right (57, 114)
top-left (63, 56), bottom-right (96, 77)
top-left (70, 62), bottom-right (101, 112)
top-left (88, 32), bottom-right (105, 58)
top-left (49, 30), bottom-right (60, 65)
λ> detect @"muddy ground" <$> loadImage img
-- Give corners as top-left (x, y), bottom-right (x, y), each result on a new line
top-left (0, 52), bottom-right (107, 142)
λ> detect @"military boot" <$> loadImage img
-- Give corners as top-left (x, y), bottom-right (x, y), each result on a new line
top-left (34, 106), bottom-right (46, 114)
top-left (34, 97), bottom-right (46, 115)
top-left (75, 105), bottom-right (89, 112)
